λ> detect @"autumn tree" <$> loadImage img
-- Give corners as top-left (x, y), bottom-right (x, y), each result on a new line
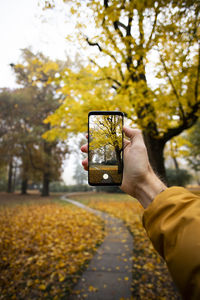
top-left (43, 0), bottom-right (200, 181)
top-left (9, 49), bottom-right (68, 195)
top-left (0, 88), bottom-right (28, 192)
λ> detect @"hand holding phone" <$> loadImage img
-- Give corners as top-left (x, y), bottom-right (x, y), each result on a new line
top-left (88, 111), bottom-right (124, 186)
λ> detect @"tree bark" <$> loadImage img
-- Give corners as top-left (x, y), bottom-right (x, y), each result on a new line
top-left (41, 141), bottom-right (51, 197)
top-left (173, 157), bottom-right (179, 171)
top-left (143, 132), bottom-right (167, 183)
top-left (115, 145), bottom-right (123, 174)
top-left (41, 172), bottom-right (50, 196)
top-left (21, 178), bottom-right (28, 195)
top-left (21, 159), bottom-right (28, 195)
top-left (7, 158), bottom-right (13, 193)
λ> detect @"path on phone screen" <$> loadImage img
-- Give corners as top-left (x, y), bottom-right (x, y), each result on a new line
top-left (61, 196), bottom-right (133, 300)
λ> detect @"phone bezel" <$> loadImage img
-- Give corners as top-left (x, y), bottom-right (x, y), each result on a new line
top-left (88, 111), bottom-right (124, 186)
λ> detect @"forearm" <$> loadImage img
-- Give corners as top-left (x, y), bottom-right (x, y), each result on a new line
top-left (134, 170), bottom-right (167, 208)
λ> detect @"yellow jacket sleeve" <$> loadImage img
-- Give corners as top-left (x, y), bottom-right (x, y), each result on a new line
top-left (143, 187), bottom-right (200, 299)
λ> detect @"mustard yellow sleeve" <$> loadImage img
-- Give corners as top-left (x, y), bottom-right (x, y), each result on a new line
top-left (143, 187), bottom-right (200, 299)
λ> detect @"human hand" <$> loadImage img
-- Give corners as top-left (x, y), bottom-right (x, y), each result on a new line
top-left (81, 127), bottom-right (166, 208)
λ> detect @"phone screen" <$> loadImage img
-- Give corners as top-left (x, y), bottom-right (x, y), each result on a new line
top-left (88, 111), bottom-right (123, 186)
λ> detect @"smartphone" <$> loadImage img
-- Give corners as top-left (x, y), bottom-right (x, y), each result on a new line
top-left (88, 111), bottom-right (124, 186)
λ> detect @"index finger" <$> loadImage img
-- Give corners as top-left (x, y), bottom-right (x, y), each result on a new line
top-left (81, 143), bottom-right (88, 153)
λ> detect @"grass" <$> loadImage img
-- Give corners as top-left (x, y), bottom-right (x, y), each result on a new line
top-left (69, 192), bottom-right (134, 205)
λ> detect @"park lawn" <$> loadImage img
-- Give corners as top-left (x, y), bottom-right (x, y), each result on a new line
top-left (0, 192), bottom-right (105, 300)
top-left (70, 192), bottom-right (180, 299)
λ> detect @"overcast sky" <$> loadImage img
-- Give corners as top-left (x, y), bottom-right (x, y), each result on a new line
top-left (0, 0), bottom-right (78, 88)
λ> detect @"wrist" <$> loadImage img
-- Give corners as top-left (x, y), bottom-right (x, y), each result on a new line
top-left (134, 171), bottom-right (167, 209)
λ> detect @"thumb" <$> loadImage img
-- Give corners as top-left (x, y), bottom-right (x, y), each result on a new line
top-left (123, 126), bottom-right (142, 143)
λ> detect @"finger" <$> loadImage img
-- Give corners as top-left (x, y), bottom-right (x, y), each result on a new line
top-left (123, 126), bottom-right (143, 144)
top-left (81, 144), bottom-right (88, 153)
top-left (82, 158), bottom-right (88, 171)
top-left (85, 133), bottom-right (88, 139)
top-left (123, 138), bottom-right (130, 148)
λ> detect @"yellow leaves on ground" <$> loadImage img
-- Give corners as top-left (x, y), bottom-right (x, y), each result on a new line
top-left (0, 202), bottom-right (104, 299)
top-left (88, 285), bottom-right (98, 292)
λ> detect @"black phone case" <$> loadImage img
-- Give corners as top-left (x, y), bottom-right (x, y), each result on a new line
top-left (88, 111), bottom-right (124, 186)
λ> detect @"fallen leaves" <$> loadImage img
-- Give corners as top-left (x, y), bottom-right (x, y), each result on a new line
top-left (0, 201), bottom-right (104, 299)
top-left (87, 198), bottom-right (181, 299)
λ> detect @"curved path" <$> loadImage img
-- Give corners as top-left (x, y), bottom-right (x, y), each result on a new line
top-left (61, 196), bottom-right (133, 300)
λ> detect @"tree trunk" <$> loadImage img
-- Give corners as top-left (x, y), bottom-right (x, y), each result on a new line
top-left (12, 164), bottom-right (17, 192)
top-left (21, 158), bottom-right (29, 195)
top-left (143, 132), bottom-right (167, 183)
top-left (7, 158), bottom-right (13, 193)
top-left (21, 178), bottom-right (28, 195)
top-left (41, 172), bottom-right (50, 196)
top-left (41, 141), bottom-right (51, 197)
top-left (173, 157), bottom-right (179, 170)
top-left (115, 145), bottom-right (123, 174)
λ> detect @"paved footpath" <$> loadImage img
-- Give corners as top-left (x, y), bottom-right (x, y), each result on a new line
top-left (61, 197), bottom-right (133, 300)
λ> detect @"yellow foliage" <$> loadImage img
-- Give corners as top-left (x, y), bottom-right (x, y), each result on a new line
top-left (0, 202), bottom-right (104, 299)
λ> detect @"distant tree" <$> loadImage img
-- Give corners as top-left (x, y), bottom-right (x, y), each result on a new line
top-left (73, 161), bottom-right (87, 185)
top-left (10, 49), bottom-right (69, 196)
top-left (0, 88), bottom-right (30, 193)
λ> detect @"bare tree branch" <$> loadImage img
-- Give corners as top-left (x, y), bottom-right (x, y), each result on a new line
top-left (86, 37), bottom-right (102, 52)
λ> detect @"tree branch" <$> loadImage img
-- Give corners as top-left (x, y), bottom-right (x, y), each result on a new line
top-left (195, 41), bottom-right (200, 102)
top-left (104, 0), bottom-right (109, 8)
top-left (160, 54), bottom-right (185, 120)
top-left (87, 39), bottom-right (124, 81)
top-left (127, 9), bottom-right (133, 36)
top-left (101, 22), bottom-right (125, 80)
top-left (146, 7), bottom-right (159, 50)
top-left (115, 21), bottom-right (127, 32)
top-left (86, 37), bottom-right (102, 52)
top-left (96, 76), bottom-right (121, 87)
top-left (163, 102), bottom-right (199, 143)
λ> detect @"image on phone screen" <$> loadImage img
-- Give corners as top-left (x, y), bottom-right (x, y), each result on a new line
top-left (88, 111), bottom-right (123, 186)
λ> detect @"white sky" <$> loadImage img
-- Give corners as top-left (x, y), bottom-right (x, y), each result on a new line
top-left (0, 0), bottom-right (76, 88)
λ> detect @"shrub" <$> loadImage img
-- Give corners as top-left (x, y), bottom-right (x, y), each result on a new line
top-left (166, 168), bottom-right (192, 187)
